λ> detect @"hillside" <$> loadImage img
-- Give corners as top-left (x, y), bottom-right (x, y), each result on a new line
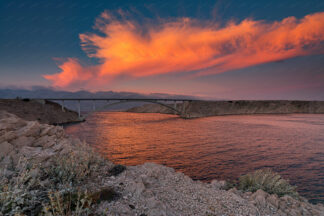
top-left (127, 100), bottom-right (324, 118)
top-left (0, 99), bottom-right (81, 124)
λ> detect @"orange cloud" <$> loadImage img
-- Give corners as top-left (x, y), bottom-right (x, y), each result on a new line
top-left (44, 11), bottom-right (324, 88)
top-left (43, 58), bottom-right (101, 88)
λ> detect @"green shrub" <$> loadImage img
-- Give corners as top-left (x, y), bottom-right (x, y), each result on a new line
top-left (238, 169), bottom-right (299, 198)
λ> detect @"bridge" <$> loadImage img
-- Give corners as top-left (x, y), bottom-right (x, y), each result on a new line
top-left (35, 98), bottom-right (200, 118)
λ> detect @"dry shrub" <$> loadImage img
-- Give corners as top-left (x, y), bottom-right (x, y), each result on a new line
top-left (0, 143), bottom-right (107, 215)
top-left (0, 158), bottom-right (46, 215)
top-left (238, 169), bottom-right (299, 198)
top-left (43, 189), bottom-right (92, 216)
top-left (46, 142), bottom-right (106, 187)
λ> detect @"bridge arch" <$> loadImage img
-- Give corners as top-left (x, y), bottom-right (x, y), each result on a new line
top-left (89, 100), bottom-right (182, 115)
top-left (52, 98), bottom-right (186, 118)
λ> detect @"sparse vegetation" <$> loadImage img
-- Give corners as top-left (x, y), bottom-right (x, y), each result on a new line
top-left (46, 143), bottom-right (106, 187)
top-left (0, 144), bottom-right (106, 216)
top-left (238, 169), bottom-right (299, 198)
top-left (43, 189), bottom-right (92, 216)
top-left (0, 158), bottom-right (46, 215)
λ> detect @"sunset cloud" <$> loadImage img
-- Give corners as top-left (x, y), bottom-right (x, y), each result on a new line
top-left (44, 11), bottom-right (324, 88)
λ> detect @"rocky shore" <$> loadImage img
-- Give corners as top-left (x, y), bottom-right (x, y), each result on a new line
top-left (0, 99), bottom-right (81, 125)
top-left (1, 111), bottom-right (324, 215)
top-left (127, 100), bottom-right (324, 118)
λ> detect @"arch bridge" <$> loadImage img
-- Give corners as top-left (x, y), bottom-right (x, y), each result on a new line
top-left (37, 98), bottom-right (198, 118)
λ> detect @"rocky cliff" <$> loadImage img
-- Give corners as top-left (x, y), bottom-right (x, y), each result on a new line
top-left (1, 111), bottom-right (323, 215)
top-left (128, 100), bottom-right (324, 118)
top-left (0, 99), bottom-right (81, 124)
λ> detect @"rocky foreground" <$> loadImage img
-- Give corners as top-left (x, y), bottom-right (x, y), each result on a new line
top-left (0, 99), bottom-right (81, 125)
top-left (128, 100), bottom-right (324, 118)
top-left (1, 111), bottom-right (324, 215)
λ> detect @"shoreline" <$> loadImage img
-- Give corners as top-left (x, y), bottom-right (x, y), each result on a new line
top-left (127, 100), bottom-right (324, 118)
top-left (1, 111), bottom-right (324, 215)
top-left (54, 118), bottom-right (86, 126)
top-left (126, 109), bottom-right (324, 118)
top-left (64, 111), bottom-right (324, 205)
top-left (0, 99), bottom-right (82, 125)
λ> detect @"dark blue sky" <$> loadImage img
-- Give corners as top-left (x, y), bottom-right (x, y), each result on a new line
top-left (1, 0), bottom-right (324, 99)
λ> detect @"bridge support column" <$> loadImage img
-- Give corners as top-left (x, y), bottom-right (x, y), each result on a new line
top-left (61, 100), bottom-right (65, 112)
top-left (92, 100), bottom-right (96, 111)
top-left (173, 101), bottom-right (177, 115)
top-left (181, 101), bottom-right (190, 118)
top-left (77, 100), bottom-right (81, 118)
top-left (181, 101), bottom-right (186, 117)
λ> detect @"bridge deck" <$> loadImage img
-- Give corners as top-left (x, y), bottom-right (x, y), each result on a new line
top-left (28, 98), bottom-right (199, 118)
top-left (33, 98), bottom-right (199, 102)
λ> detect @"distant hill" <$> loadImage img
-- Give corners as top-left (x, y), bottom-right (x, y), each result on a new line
top-left (0, 87), bottom-right (198, 112)
top-left (128, 100), bottom-right (324, 118)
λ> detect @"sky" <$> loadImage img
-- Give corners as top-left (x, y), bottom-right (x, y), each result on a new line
top-left (1, 0), bottom-right (324, 99)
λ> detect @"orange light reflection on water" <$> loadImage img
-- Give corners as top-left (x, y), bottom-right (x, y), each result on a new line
top-left (65, 112), bottom-right (324, 204)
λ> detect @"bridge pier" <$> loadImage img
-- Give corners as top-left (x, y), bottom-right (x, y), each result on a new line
top-left (92, 100), bottom-right (96, 111)
top-left (180, 101), bottom-right (190, 118)
top-left (77, 100), bottom-right (81, 118)
top-left (174, 101), bottom-right (177, 115)
top-left (61, 100), bottom-right (65, 112)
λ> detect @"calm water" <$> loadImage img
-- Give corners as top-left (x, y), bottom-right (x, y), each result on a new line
top-left (65, 112), bottom-right (324, 204)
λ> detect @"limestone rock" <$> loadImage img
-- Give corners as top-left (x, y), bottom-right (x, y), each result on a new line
top-left (15, 121), bottom-right (41, 137)
top-left (0, 111), bottom-right (84, 167)
top-left (10, 136), bottom-right (35, 147)
top-left (210, 179), bottom-right (227, 190)
top-left (0, 131), bottom-right (17, 143)
top-left (251, 189), bottom-right (268, 208)
top-left (109, 164), bottom-right (126, 176)
top-left (0, 141), bottom-right (14, 158)
top-left (267, 194), bottom-right (279, 209)
top-left (91, 187), bottom-right (120, 203)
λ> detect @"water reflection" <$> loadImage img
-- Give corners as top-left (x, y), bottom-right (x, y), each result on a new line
top-left (65, 112), bottom-right (324, 204)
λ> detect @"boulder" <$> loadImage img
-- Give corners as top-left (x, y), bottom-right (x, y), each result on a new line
top-left (251, 189), bottom-right (268, 208)
top-left (91, 187), bottom-right (120, 203)
top-left (147, 197), bottom-right (167, 216)
top-left (0, 131), bottom-right (17, 143)
top-left (266, 194), bottom-right (279, 209)
top-left (32, 135), bottom-right (54, 148)
top-left (15, 121), bottom-right (41, 137)
top-left (10, 136), bottom-right (35, 147)
top-left (0, 141), bottom-right (14, 158)
top-left (109, 164), bottom-right (126, 176)
top-left (0, 113), bottom-right (26, 130)
top-left (210, 180), bottom-right (227, 190)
